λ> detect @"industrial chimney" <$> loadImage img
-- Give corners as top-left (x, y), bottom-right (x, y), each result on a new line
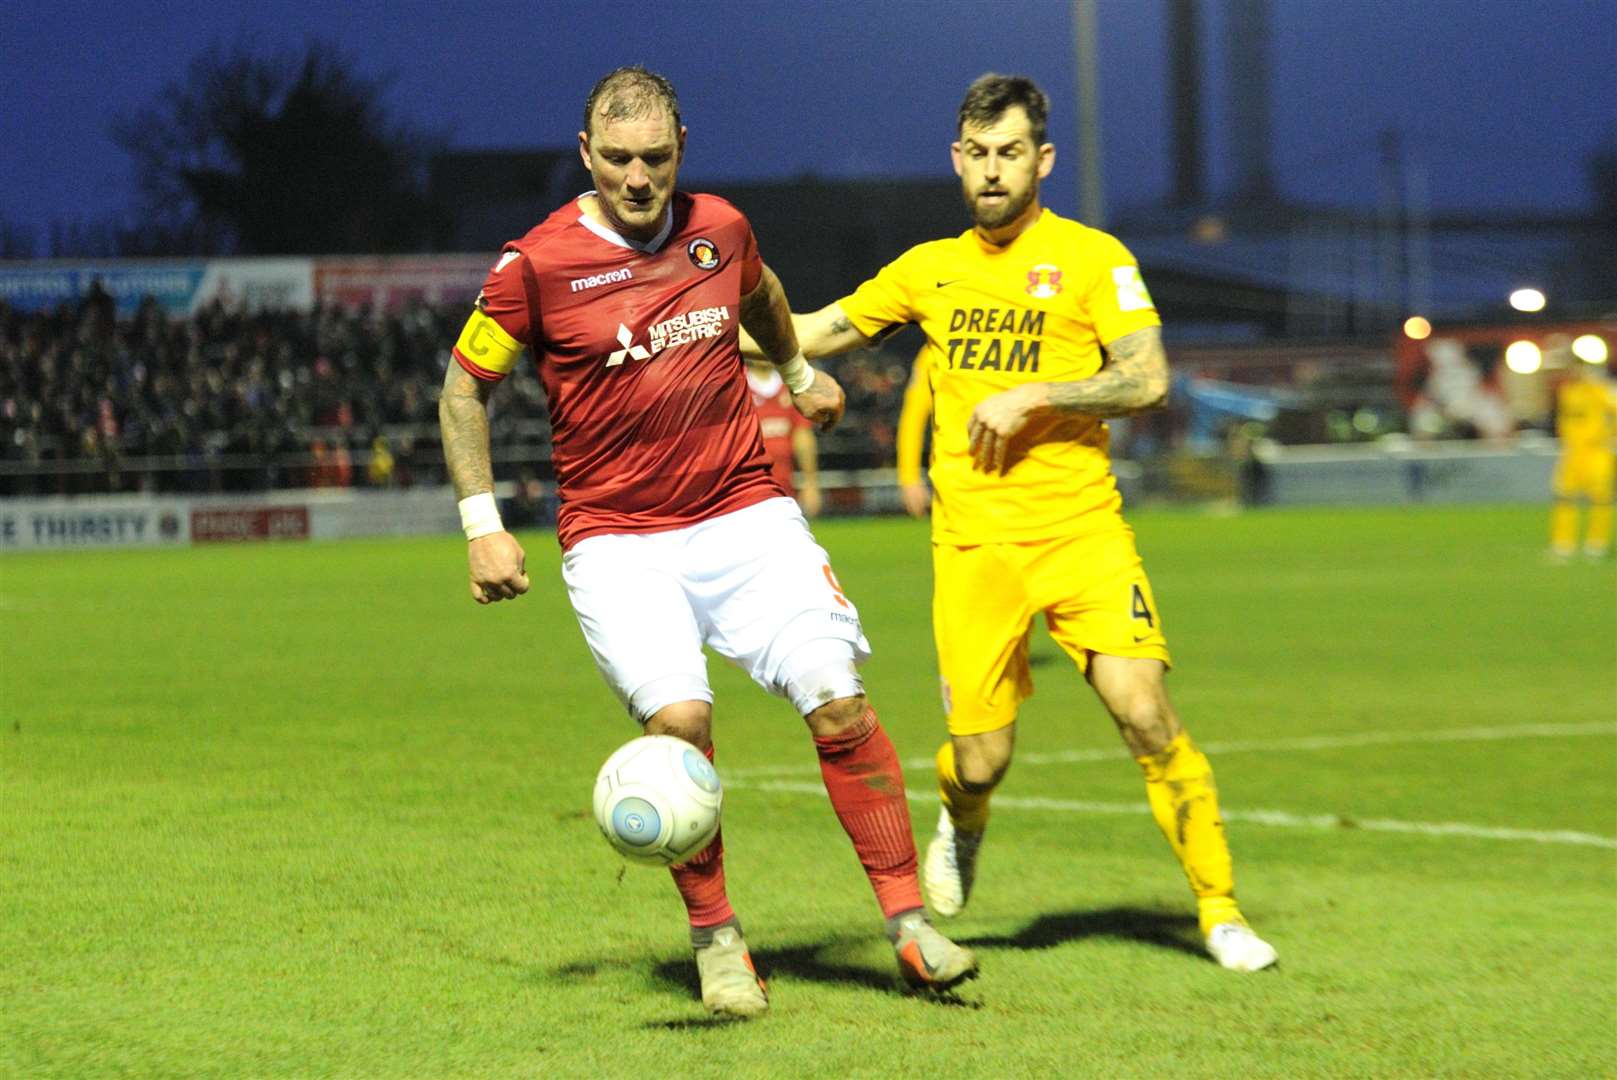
top-left (1168, 0), bottom-right (1205, 207)
top-left (1226, 0), bottom-right (1276, 201)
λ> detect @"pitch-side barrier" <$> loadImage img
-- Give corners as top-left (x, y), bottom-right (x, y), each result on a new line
top-left (0, 441), bottom-right (1564, 552)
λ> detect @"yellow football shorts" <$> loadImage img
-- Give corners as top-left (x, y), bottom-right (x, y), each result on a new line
top-left (932, 525), bottom-right (1171, 736)
top-left (1553, 448), bottom-right (1615, 501)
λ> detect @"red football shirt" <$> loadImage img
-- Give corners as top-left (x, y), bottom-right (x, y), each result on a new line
top-left (456, 191), bottom-right (784, 549)
top-left (746, 367), bottom-right (810, 496)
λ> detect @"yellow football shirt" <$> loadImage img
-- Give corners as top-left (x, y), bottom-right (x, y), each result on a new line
top-left (838, 209), bottom-right (1161, 544)
top-left (895, 347), bottom-right (935, 486)
top-left (1556, 377), bottom-right (1617, 451)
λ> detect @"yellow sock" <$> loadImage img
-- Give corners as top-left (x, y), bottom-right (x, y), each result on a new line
top-left (1586, 500), bottom-right (1612, 553)
top-left (1549, 499), bottom-right (1580, 554)
top-left (1136, 733), bottom-right (1240, 936)
top-left (936, 741), bottom-right (992, 834)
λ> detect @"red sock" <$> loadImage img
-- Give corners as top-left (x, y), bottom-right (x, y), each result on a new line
top-left (668, 744), bottom-right (734, 929)
top-left (813, 705), bottom-right (924, 918)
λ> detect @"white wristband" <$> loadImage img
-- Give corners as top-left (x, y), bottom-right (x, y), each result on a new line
top-left (458, 492), bottom-right (504, 541)
top-left (775, 352), bottom-right (816, 394)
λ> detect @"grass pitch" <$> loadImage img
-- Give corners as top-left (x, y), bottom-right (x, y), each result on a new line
top-left (2, 505), bottom-right (1613, 1078)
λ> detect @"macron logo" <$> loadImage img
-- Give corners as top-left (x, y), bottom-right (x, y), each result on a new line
top-left (606, 324), bottom-right (652, 367)
top-left (570, 268), bottom-right (633, 293)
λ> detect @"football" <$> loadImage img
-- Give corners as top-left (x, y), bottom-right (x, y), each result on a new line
top-left (592, 734), bottom-right (723, 866)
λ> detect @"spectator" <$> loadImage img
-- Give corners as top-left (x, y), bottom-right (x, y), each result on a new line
top-left (0, 296), bottom-right (922, 497)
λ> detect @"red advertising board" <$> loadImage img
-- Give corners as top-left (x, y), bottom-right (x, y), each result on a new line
top-left (190, 506), bottom-right (310, 543)
top-left (314, 256), bottom-right (490, 311)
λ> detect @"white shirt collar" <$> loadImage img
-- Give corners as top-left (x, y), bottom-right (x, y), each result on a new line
top-left (575, 191), bottom-right (674, 253)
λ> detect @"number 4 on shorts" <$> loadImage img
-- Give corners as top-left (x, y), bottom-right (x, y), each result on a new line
top-left (1131, 583), bottom-right (1155, 627)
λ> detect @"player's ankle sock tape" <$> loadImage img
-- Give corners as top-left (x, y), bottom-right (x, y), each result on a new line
top-left (1198, 897), bottom-right (1243, 937)
top-left (883, 907), bottom-right (927, 942)
top-left (689, 915), bottom-right (743, 949)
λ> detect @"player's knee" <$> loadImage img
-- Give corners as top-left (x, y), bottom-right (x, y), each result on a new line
top-left (803, 694), bottom-right (869, 738)
top-left (1108, 689), bottom-right (1180, 755)
top-left (953, 730), bottom-right (1013, 791)
top-left (645, 700), bottom-right (713, 751)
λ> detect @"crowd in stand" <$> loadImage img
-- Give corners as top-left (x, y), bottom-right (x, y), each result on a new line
top-left (0, 288), bottom-right (912, 496)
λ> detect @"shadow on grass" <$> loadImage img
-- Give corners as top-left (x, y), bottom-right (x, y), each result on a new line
top-left (644, 1015), bottom-right (754, 1031)
top-left (645, 939), bottom-right (889, 999)
top-left (634, 938), bottom-right (982, 1026)
top-left (959, 906), bottom-right (1203, 960)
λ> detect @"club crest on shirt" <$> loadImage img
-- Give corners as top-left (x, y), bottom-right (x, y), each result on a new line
top-left (1025, 264), bottom-right (1063, 298)
top-left (687, 237), bottom-right (720, 270)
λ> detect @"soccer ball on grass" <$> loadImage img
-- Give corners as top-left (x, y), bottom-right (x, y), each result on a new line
top-left (592, 734), bottom-right (722, 866)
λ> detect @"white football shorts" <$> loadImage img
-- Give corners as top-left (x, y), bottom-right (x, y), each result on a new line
top-left (561, 497), bottom-right (871, 721)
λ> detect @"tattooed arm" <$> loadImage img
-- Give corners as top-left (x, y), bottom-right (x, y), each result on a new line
top-left (440, 361), bottom-right (529, 604)
top-left (737, 299), bottom-right (873, 362)
top-left (792, 302), bottom-right (874, 360)
top-left (1032, 327), bottom-right (1170, 417)
top-left (967, 326), bottom-right (1170, 474)
top-left (440, 362), bottom-right (498, 500)
top-left (737, 263), bottom-right (800, 365)
top-left (739, 263), bottom-right (848, 430)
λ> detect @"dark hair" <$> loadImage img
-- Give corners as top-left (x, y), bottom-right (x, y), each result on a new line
top-left (957, 73), bottom-right (1049, 146)
top-left (582, 65), bottom-right (682, 137)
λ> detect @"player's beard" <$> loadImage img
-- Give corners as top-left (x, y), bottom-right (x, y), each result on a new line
top-left (965, 181), bottom-right (1035, 230)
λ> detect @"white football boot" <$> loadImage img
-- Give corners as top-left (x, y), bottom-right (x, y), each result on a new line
top-left (694, 926), bottom-right (768, 1018)
top-left (923, 807), bottom-right (984, 918)
top-left (1205, 921), bottom-right (1279, 972)
top-left (890, 910), bottom-right (980, 993)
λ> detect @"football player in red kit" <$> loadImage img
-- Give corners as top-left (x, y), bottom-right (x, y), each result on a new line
top-left (438, 67), bottom-right (976, 1018)
top-left (746, 357), bottom-right (821, 517)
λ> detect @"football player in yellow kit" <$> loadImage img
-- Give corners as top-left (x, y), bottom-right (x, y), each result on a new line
top-left (895, 346), bottom-right (936, 518)
top-left (1548, 358), bottom-right (1616, 560)
top-left (752, 73), bottom-right (1277, 971)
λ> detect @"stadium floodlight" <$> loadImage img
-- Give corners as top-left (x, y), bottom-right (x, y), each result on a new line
top-left (1508, 287), bottom-right (1547, 313)
top-left (1571, 334), bottom-right (1609, 364)
top-left (1504, 340), bottom-right (1542, 374)
top-left (1403, 316), bottom-right (1432, 340)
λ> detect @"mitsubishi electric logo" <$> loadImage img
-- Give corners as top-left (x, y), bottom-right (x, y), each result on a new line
top-left (606, 324), bottom-right (651, 367)
top-left (605, 306), bottom-right (731, 367)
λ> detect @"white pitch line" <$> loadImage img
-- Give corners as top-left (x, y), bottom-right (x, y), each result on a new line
top-left (721, 720), bottom-right (1617, 780)
top-left (731, 780), bottom-right (1617, 851)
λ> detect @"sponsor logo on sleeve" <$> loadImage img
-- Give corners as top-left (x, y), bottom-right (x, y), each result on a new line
top-left (1112, 265), bottom-right (1154, 312)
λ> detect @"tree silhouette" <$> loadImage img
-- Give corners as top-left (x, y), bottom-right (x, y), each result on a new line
top-left (112, 40), bottom-right (441, 255)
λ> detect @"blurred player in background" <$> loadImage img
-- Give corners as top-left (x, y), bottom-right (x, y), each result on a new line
top-left (1548, 359), bottom-right (1617, 560)
top-left (895, 346), bottom-right (935, 518)
top-left (751, 73), bottom-right (1277, 972)
top-left (745, 357), bottom-right (821, 518)
top-left (438, 66), bottom-right (975, 1018)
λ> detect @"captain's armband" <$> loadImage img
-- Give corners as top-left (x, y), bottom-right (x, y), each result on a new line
top-left (453, 310), bottom-right (524, 381)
